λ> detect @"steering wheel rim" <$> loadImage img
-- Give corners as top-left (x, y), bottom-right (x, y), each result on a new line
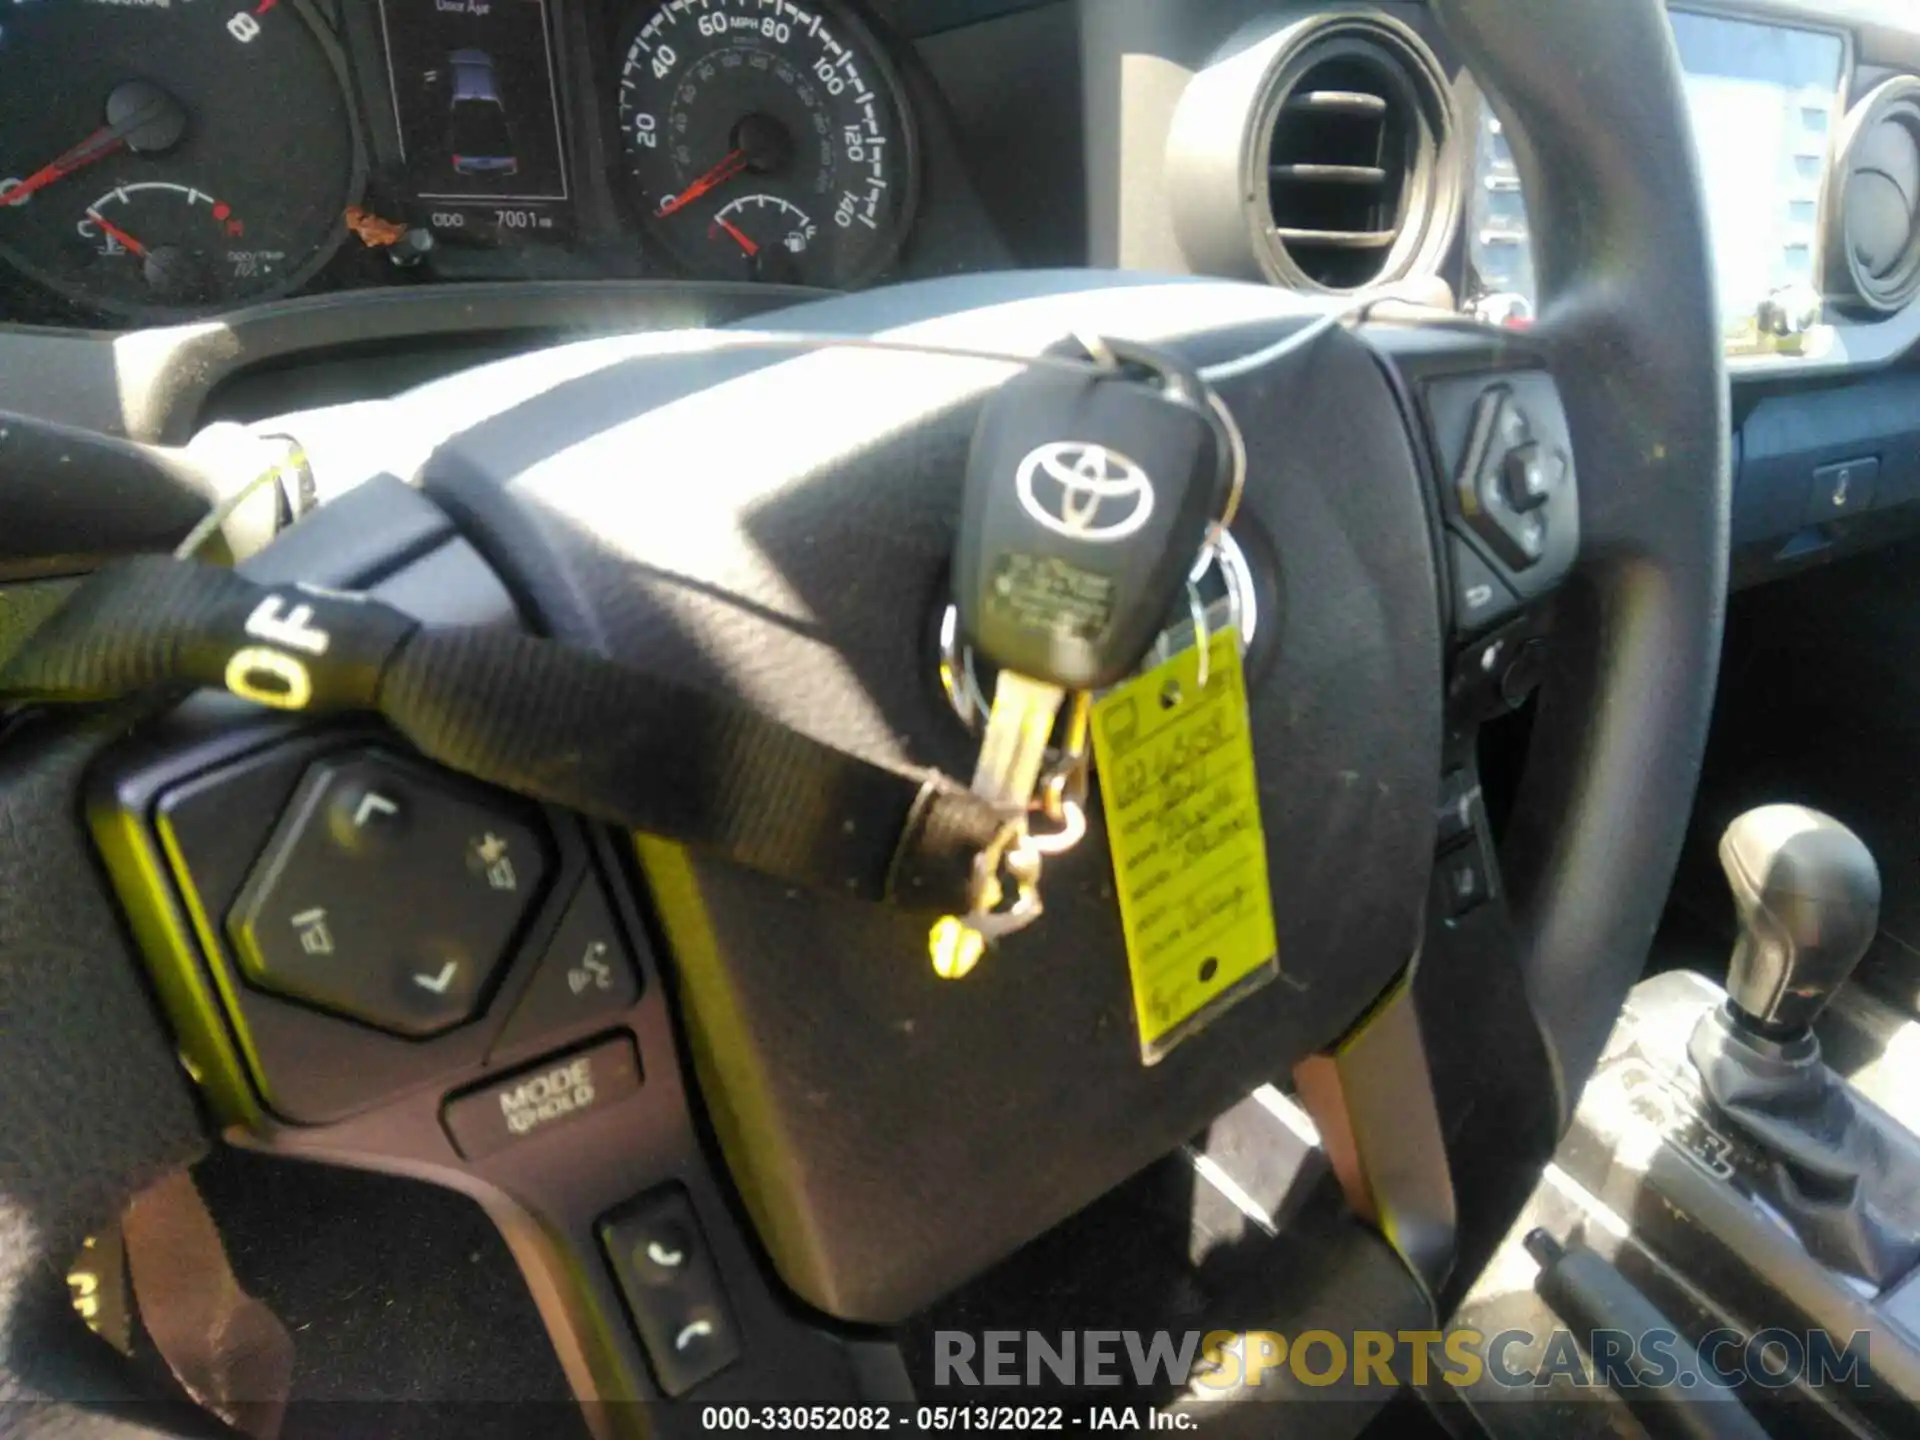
top-left (1443, 0), bottom-right (1729, 1119)
top-left (0, 0), bottom-right (1725, 1430)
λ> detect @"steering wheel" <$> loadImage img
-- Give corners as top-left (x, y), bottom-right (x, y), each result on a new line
top-left (0, 0), bottom-right (1726, 1432)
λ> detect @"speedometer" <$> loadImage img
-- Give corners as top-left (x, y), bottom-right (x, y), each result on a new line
top-left (617, 0), bottom-right (916, 287)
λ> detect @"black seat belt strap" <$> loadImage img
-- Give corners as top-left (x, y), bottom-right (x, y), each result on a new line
top-left (0, 556), bottom-right (1002, 915)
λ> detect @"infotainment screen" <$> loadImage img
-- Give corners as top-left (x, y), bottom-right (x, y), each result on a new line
top-left (1673, 10), bottom-right (1846, 332)
top-left (1470, 9), bottom-right (1847, 351)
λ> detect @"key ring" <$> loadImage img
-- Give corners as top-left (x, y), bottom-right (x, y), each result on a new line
top-left (930, 820), bottom-right (1046, 979)
top-left (968, 821), bottom-right (1044, 928)
top-left (1201, 388), bottom-right (1248, 561)
top-left (1188, 576), bottom-right (1214, 692)
top-left (1030, 694), bottom-right (1092, 857)
top-left (1028, 800), bottom-right (1086, 857)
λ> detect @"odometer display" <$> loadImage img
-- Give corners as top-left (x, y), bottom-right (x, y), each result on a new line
top-left (618, 0), bottom-right (915, 286)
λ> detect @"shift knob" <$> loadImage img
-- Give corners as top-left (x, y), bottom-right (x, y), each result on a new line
top-left (1720, 805), bottom-right (1880, 1037)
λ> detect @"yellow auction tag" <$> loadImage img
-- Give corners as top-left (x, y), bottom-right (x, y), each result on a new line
top-left (1090, 625), bottom-right (1278, 1064)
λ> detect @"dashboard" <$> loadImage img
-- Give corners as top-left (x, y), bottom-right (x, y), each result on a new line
top-left (1085, 0), bottom-right (1920, 374)
top-left (0, 0), bottom-right (1057, 325)
top-left (5, 0), bottom-right (1920, 580)
top-left (2, 0), bottom-right (1913, 347)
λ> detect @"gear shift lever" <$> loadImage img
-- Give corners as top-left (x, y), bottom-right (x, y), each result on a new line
top-left (1689, 806), bottom-right (1920, 1285)
top-left (1719, 805), bottom-right (1880, 1038)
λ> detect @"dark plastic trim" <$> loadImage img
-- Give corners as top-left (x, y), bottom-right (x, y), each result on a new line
top-left (0, 280), bottom-right (823, 442)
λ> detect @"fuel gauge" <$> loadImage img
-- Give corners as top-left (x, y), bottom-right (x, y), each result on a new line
top-left (707, 194), bottom-right (819, 284)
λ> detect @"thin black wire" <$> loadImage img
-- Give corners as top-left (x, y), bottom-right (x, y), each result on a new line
top-left (182, 292), bottom-right (1471, 557)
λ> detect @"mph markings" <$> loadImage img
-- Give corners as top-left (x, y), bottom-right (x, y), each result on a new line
top-left (616, 0), bottom-right (900, 277)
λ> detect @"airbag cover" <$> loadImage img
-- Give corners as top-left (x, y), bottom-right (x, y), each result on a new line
top-left (418, 273), bottom-right (1442, 1322)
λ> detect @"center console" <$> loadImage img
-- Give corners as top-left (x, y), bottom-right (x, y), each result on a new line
top-left (1448, 807), bottom-right (1920, 1437)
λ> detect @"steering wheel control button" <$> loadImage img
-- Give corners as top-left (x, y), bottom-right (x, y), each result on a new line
top-left (1808, 457), bottom-right (1879, 522)
top-left (325, 780), bottom-right (407, 856)
top-left (1436, 841), bottom-right (1492, 919)
top-left (600, 1187), bottom-right (741, 1397)
top-left (1501, 442), bottom-right (1561, 514)
top-left (442, 1035), bottom-right (642, 1161)
top-left (489, 877), bottom-right (639, 1060)
top-left (1495, 401), bottom-right (1532, 452)
top-left (1449, 538), bottom-right (1520, 636)
top-left (1436, 772), bottom-right (1481, 849)
top-left (1438, 375), bottom-right (1580, 596)
top-left (635, 1227), bottom-right (695, 1286)
top-left (1457, 388), bottom-right (1549, 570)
top-left (227, 751), bottom-right (550, 1037)
top-left (1498, 639), bottom-right (1551, 711)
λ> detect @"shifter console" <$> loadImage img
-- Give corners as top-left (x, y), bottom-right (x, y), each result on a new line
top-left (1495, 807), bottom-right (1920, 1427)
top-left (1686, 807), bottom-right (1920, 1286)
top-left (1709, 805), bottom-right (1881, 1038)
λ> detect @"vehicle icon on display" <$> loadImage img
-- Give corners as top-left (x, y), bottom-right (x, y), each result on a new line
top-left (445, 49), bottom-right (517, 177)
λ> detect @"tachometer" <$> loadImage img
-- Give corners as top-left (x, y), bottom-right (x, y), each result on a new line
top-left (618, 0), bottom-right (916, 286)
top-left (0, 1), bottom-right (361, 320)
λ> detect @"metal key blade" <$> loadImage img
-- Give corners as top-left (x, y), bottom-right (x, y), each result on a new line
top-left (936, 336), bottom-right (1232, 973)
top-left (928, 672), bottom-right (1062, 976)
top-left (970, 670), bottom-right (1067, 812)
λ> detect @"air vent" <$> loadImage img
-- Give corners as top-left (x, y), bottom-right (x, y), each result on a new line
top-left (1166, 15), bottom-right (1459, 294)
top-left (1265, 47), bottom-right (1420, 287)
top-left (1826, 77), bottom-right (1920, 314)
top-left (1261, 27), bottom-right (1450, 291)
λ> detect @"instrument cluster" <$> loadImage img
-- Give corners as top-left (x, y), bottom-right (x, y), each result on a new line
top-left (0, 0), bottom-right (929, 324)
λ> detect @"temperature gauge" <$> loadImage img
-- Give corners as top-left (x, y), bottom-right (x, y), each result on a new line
top-left (74, 181), bottom-right (284, 307)
top-left (0, 3), bottom-right (361, 319)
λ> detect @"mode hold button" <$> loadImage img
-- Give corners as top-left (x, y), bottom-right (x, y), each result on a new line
top-left (443, 1036), bottom-right (641, 1161)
